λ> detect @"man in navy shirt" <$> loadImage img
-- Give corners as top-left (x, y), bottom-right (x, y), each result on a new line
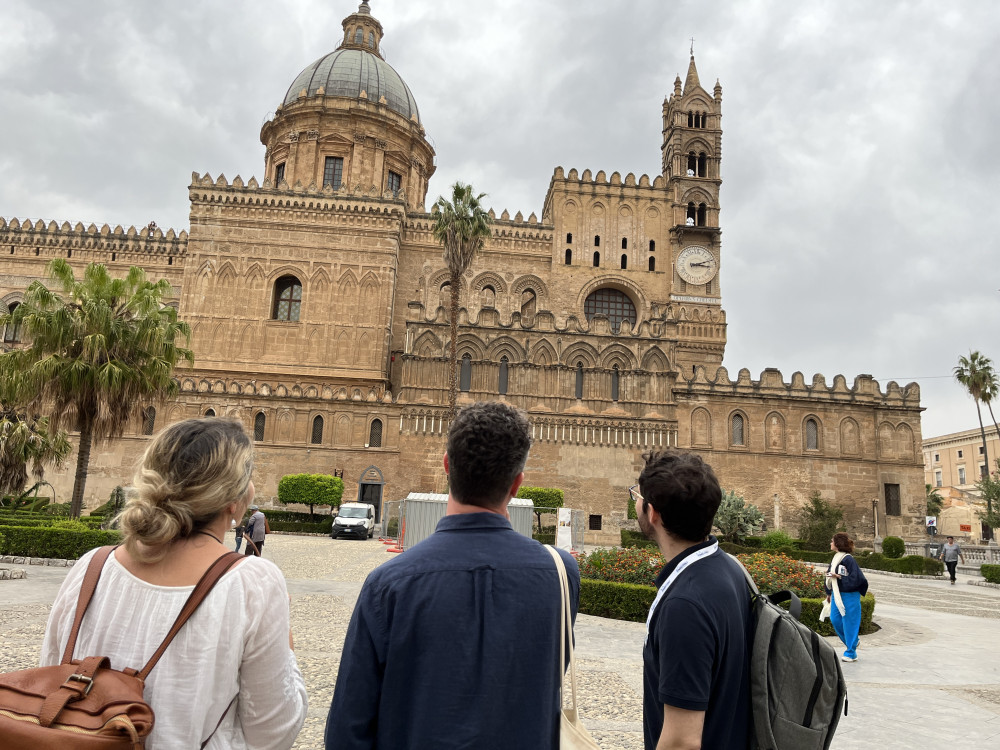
top-left (325, 401), bottom-right (580, 749)
top-left (633, 450), bottom-right (751, 750)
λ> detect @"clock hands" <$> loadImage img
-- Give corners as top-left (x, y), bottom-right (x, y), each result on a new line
top-left (690, 261), bottom-right (713, 267)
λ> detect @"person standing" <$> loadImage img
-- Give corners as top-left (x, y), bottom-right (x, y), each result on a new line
top-left (324, 401), bottom-right (580, 750)
top-left (633, 450), bottom-right (751, 750)
top-left (826, 532), bottom-right (869, 663)
top-left (938, 535), bottom-right (966, 584)
top-left (234, 517), bottom-right (246, 553)
top-left (244, 504), bottom-right (267, 556)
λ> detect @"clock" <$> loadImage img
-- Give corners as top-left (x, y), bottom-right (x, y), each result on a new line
top-left (675, 245), bottom-right (718, 285)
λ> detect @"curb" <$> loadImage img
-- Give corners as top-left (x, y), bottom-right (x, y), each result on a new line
top-left (0, 555), bottom-right (75, 567)
top-left (968, 580), bottom-right (1000, 589)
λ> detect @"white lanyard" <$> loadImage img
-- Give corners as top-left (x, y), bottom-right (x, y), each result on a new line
top-left (645, 540), bottom-right (719, 644)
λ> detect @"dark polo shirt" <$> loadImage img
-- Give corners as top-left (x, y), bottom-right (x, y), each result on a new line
top-left (643, 536), bottom-right (752, 750)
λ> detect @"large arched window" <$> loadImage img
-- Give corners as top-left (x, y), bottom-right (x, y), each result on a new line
top-left (498, 356), bottom-right (509, 395)
top-left (520, 289), bottom-right (536, 318)
top-left (575, 361), bottom-right (584, 400)
top-left (368, 419), bottom-right (383, 447)
top-left (481, 285), bottom-right (496, 309)
top-left (460, 354), bottom-right (472, 392)
top-left (584, 288), bottom-right (637, 333)
top-left (272, 276), bottom-right (302, 321)
top-left (3, 302), bottom-right (21, 344)
top-left (731, 413), bottom-right (745, 446)
top-left (254, 412), bottom-right (266, 442)
top-left (805, 418), bottom-right (819, 451)
top-left (141, 406), bottom-right (156, 436)
top-left (311, 415), bottom-right (324, 445)
top-left (204, 408), bottom-right (216, 417)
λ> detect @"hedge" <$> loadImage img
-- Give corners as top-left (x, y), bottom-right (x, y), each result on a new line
top-left (0, 514), bottom-right (104, 529)
top-left (260, 509), bottom-right (331, 524)
top-left (0, 525), bottom-right (121, 559)
top-left (267, 519), bottom-right (333, 534)
top-left (532, 531), bottom-right (556, 545)
top-left (854, 552), bottom-right (942, 576)
top-left (982, 564), bottom-right (1000, 584)
top-left (578, 577), bottom-right (877, 635)
top-left (882, 536), bottom-right (905, 559)
top-left (620, 529), bottom-right (657, 549)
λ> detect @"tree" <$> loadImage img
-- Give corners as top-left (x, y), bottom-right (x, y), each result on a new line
top-left (954, 351), bottom-right (994, 481)
top-left (798, 492), bottom-right (845, 550)
top-left (431, 182), bottom-right (492, 417)
top-left (979, 358), bottom-right (1000, 439)
top-left (516, 486), bottom-right (564, 530)
top-left (712, 489), bottom-right (764, 544)
top-left (277, 473), bottom-right (345, 516)
top-left (975, 464), bottom-right (1000, 538)
top-left (0, 399), bottom-right (71, 501)
top-left (0, 260), bottom-right (192, 517)
top-left (925, 484), bottom-right (944, 517)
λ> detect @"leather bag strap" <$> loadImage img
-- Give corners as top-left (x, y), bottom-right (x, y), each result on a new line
top-left (61, 546), bottom-right (117, 664)
top-left (39, 655), bottom-right (111, 727)
top-left (138, 552), bottom-right (244, 680)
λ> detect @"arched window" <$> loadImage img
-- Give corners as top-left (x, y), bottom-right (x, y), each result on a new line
top-left (575, 361), bottom-right (584, 400)
top-left (368, 419), bottom-right (383, 448)
top-left (141, 406), bottom-right (156, 436)
top-left (460, 354), bottom-right (472, 392)
top-left (731, 413), bottom-right (745, 446)
top-left (698, 152), bottom-right (707, 177)
top-left (805, 418), bottom-right (819, 451)
top-left (565, 249), bottom-right (572, 265)
top-left (481, 285), bottom-right (496, 308)
top-left (649, 240), bottom-right (655, 253)
top-left (621, 237), bottom-right (628, 250)
top-left (620, 254), bottom-right (628, 270)
top-left (686, 202), bottom-right (696, 225)
top-left (520, 289), bottom-right (536, 318)
top-left (687, 152), bottom-right (697, 176)
top-left (439, 282), bottom-right (451, 309)
top-left (354, 27), bottom-right (363, 44)
top-left (254, 412), bottom-right (266, 442)
top-left (697, 203), bottom-right (707, 226)
top-left (566, 233), bottom-right (573, 243)
top-left (648, 257), bottom-right (656, 272)
top-left (611, 365), bottom-right (620, 402)
top-left (272, 276), bottom-right (302, 321)
top-left (3, 302), bottom-right (21, 343)
top-left (593, 251), bottom-right (600, 267)
top-left (499, 356), bottom-right (509, 395)
top-left (311, 415), bottom-right (324, 445)
top-left (204, 408), bottom-right (216, 417)
top-left (594, 235), bottom-right (600, 247)
top-left (584, 288), bottom-right (637, 333)
top-left (368, 31), bottom-right (375, 48)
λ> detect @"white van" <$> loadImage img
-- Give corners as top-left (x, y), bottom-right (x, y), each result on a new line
top-left (331, 502), bottom-right (376, 540)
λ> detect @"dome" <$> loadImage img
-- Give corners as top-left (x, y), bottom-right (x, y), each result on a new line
top-left (282, 48), bottom-right (421, 123)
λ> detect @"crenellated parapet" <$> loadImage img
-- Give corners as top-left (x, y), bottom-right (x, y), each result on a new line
top-left (542, 165), bottom-right (668, 223)
top-left (176, 375), bottom-right (393, 403)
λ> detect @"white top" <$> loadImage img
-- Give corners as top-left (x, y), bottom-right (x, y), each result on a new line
top-left (41, 548), bottom-right (307, 749)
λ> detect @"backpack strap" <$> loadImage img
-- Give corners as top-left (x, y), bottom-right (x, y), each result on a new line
top-left (61, 545), bottom-right (117, 664)
top-left (727, 552), bottom-right (801, 620)
top-left (137, 551), bottom-right (244, 680)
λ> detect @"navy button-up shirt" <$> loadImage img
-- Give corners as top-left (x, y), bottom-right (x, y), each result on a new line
top-left (325, 512), bottom-right (580, 750)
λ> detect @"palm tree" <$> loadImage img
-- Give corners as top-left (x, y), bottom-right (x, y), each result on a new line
top-left (0, 397), bottom-right (71, 502)
top-left (925, 484), bottom-right (944, 517)
top-left (979, 358), bottom-right (1000, 440)
top-left (432, 182), bottom-right (492, 417)
top-left (955, 351), bottom-right (995, 536)
top-left (0, 260), bottom-right (193, 517)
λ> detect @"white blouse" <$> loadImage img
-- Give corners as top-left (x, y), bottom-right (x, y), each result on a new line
top-left (41, 548), bottom-right (307, 749)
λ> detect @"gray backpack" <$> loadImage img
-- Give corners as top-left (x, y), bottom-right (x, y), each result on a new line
top-left (732, 556), bottom-right (847, 750)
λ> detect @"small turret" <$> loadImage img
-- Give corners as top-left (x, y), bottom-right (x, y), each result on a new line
top-left (340, 0), bottom-right (384, 59)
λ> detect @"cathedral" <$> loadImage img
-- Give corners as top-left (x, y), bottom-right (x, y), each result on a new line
top-left (0, 2), bottom-right (925, 542)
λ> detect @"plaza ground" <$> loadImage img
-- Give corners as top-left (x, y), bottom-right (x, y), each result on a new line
top-left (2, 534), bottom-right (999, 748)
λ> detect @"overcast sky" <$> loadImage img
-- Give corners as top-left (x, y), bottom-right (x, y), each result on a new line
top-left (3, 0), bottom-right (998, 440)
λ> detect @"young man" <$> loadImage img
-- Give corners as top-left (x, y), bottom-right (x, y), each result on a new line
top-left (634, 449), bottom-right (751, 750)
top-left (325, 401), bottom-right (580, 750)
top-left (938, 535), bottom-right (966, 584)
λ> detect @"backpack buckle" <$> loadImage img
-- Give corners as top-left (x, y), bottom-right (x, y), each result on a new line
top-left (67, 673), bottom-right (95, 696)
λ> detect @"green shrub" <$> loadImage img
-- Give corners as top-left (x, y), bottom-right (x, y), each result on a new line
top-left (882, 536), bottom-right (905, 559)
top-left (48, 519), bottom-right (92, 533)
top-left (261, 509), bottom-right (330, 523)
top-left (760, 530), bottom-right (797, 550)
top-left (267, 519), bottom-right (332, 534)
top-left (0, 525), bottom-right (121, 559)
top-left (982, 564), bottom-right (1000, 584)
top-left (42, 502), bottom-right (72, 517)
top-left (517, 486), bottom-right (565, 530)
top-left (740, 536), bottom-right (764, 548)
top-left (386, 517), bottom-right (400, 537)
top-left (737, 553), bottom-right (827, 599)
top-left (854, 552), bottom-right (942, 576)
top-left (0, 515), bottom-right (103, 529)
top-left (579, 579), bottom-right (656, 622)
top-left (532, 531), bottom-right (555, 545)
top-left (785, 593), bottom-right (877, 637)
top-left (778, 546), bottom-right (833, 564)
top-left (90, 486), bottom-right (128, 517)
top-left (627, 494), bottom-right (637, 520)
top-left (798, 493), bottom-right (845, 550)
top-left (620, 529), bottom-right (657, 549)
top-left (712, 489), bottom-right (764, 543)
top-left (577, 547), bottom-right (663, 586)
top-left (277, 474), bottom-right (344, 516)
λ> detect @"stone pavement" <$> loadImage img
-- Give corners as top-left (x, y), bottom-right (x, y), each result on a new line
top-left (2, 535), bottom-right (999, 748)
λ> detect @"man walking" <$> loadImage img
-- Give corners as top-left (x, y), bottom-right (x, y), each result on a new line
top-left (244, 504), bottom-right (267, 556)
top-left (324, 401), bottom-right (580, 749)
top-left (633, 450), bottom-right (751, 750)
top-left (938, 535), bottom-right (966, 584)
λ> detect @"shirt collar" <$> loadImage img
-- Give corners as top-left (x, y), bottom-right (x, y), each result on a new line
top-left (435, 512), bottom-right (513, 533)
top-left (654, 535), bottom-right (718, 587)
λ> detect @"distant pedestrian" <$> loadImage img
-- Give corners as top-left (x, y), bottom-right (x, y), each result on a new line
top-left (244, 505), bottom-right (267, 556)
top-left (938, 536), bottom-right (966, 584)
top-left (234, 518), bottom-right (246, 553)
top-left (825, 532), bottom-right (869, 663)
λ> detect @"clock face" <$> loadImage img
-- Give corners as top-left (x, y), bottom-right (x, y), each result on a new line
top-left (676, 245), bottom-right (718, 285)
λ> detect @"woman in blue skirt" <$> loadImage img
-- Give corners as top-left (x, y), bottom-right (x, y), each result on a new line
top-left (825, 532), bottom-right (869, 662)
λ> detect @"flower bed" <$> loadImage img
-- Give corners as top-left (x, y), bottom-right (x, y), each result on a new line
top-left (577, 546), bottom-right (663, 586)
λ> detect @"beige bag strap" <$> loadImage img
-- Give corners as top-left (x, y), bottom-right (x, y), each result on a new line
top-left (545, 545), bottom-right (580, 721)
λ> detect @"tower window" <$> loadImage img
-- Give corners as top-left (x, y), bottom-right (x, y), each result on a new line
top-left (566, 233), bottom-right (573, 243)
top-left (323, 156), bottom-right (343, 189)
top-left (620, 254), bottom-right (627, 270)
top-left (593, 251), bottom-right (600, 267)
top-left (648, 257), bottom-right (656, 272)
top-left (141, 406), bottom-right (156, 436)
top-left (387, 171), bottom-right (402, 197)
top-left (3, 302), bottom-right (21, 343)
top-left (731, 413), bottom-right (745, 446)
top-left (311, 415), bottom-right (324, 445)
top-left (272, 275), bottom-right (302, 321)
top-left (204, 408), bottom-right (216, 417)
top-left (368, 31), bottom-right (375, 48)
top-left (460, 354), bottom-right (472, 392)
top-left (565, 249), bottom-right (572, 265)
top-left (697, 203), bottom-right (707, 226)
top-left (499, 356), bottom-right (509, 395)
top-left (698, 152), bottom-right (707, 177)
top-left (584, 288), bottom-right (636, 333)
top-left (354, 27), bottom-right (363, 44)
top-left (884, 483), bottom-right (901, 516)
top-left (275, 162), bottom-right (285, 185)
top-left (611, 365), bottom-right (620, 402)
top-left (649, 240), bottom-right (655, 252)
top-left (621, 238), bottom-right (627, 250)
top-left (594, 235), bottom-right (600, 247)
top-left (575, 362), bottom-right (584, 400)
top-left (686, 202), bottom-right (696, 225)
top-left (368, 419), bottom-right (383, 448)
top-left (254, 412), bottom-right (266, 442)
top-left (805, 418), bottom-right (819, 451)
top-left (687, 153), bottom-right (697, 176)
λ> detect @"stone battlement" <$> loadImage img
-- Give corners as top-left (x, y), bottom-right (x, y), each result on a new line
top-left (0, 217), bottom-right (187, 260)
top-left (552, 166), bottom-right (666, 189)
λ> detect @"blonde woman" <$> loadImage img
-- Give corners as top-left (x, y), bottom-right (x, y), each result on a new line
top-left (41, 418), bottom-right (307, 748)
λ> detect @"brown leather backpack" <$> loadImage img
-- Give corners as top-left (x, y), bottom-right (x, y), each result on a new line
top-left (0, 546), bottom-right (243, 748)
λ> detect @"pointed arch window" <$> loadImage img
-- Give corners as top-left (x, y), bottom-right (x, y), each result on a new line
top-left (697, 203), bottom-right (707, 226)
top-left (3, 302), bottom-right (21, 343)
top-left (575, 361), bottom-right (584, 400)
top-left (499, 356), bottom-right (509, 395)
top-left (611, 365), bottom-right (620, 402)
top-left (687, 153), bottom-right (697, 176)
top-left (460, 354), bottom-right (472, 392)
top-left (272, 276), bottom-right (302, 321)
top-left (805, 418), bottom-right (819, 451)
top-left (565, 249), bottom-right (572, 265)
top-left (698, 152), bottom-right (707, 177)
top-left (648, 257), bottom-right (656, 272)
top-left (204, 408), bottom-right (216, 417)
top-left (481, 285), bottom-right (496, 308)
top-left (254, 412), bottom-right (266, 442)
top-left (593, 251), bottom-right (600, 267)
top-left (731, 413), bottom-right (745, 446)
top-left (686, 202), bottom-right (696, 225)
top-left (141, 406), bottom-right (156, 436)
top-left (649, 240), bottom-right (655, 253)
top-left (368, 419), bottom-right (383, 448)
top-left (311, 415), bottom-right (324, 445)
top-left (620, 254), bottom-right (628, 270)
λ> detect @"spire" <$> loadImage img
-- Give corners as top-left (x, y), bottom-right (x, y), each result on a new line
top-left (357, 0), bottom-right (371, 14)
top-left (339, 0), bottom-right (384, 58)
top-left (673, 75), bottom-right (682, 98)
top-left (683, 54), bottom-right (701, 93)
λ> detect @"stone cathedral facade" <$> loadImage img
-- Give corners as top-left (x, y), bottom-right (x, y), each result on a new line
top-left (0, 2), bottom-right (925, 541)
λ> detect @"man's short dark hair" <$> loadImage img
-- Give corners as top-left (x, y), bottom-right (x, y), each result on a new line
top-left (446, 401), bottom-right (532, 509)
top-left (639, 450), bottom-right (722, 542)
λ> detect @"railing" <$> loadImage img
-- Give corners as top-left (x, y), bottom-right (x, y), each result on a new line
top-left (905, 541), bottom-right (1000, 564)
